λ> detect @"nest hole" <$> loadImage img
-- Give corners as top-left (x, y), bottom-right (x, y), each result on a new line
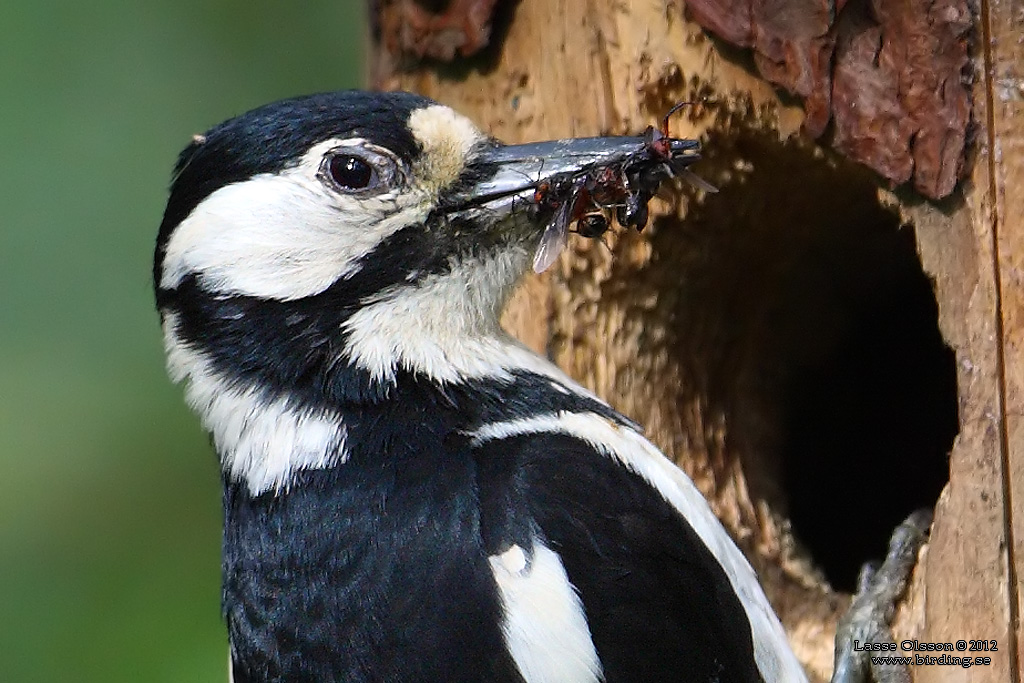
top-left (652, 131), bottom-right (958, 593)
top-left (778, 221), bottom-right (957, 591)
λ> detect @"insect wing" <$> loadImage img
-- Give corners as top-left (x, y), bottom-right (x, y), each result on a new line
top-left (678, 167), bottom-right (718, 194)
top-left (532, 198), bottom-right (573, 273)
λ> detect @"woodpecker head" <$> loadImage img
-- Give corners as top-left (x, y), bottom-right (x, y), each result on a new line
top-left (154, 91), bottom-right (700, 490)
top-left (155, 92), bottom-right (526, 319)
top-left (157, 91), bottom-right (695, 371)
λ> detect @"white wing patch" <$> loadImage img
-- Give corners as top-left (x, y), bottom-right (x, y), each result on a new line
top-left (489, 542), bottom-right (603, 683)
top-left (164, 313), bottom-right (347, 495)
top-left (472, 411), bottom-right (808, 683)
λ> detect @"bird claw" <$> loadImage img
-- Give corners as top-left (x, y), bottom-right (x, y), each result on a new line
top-left (831, 510), bottom-right (932, 683)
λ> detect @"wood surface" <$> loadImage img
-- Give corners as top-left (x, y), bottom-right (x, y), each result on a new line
top-left (369, 1), bottom-right (1024, 680)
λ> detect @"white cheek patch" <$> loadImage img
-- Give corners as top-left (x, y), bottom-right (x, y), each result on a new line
top-left (163, 314), bottom-right (347, 495)
top-left (471, 412), bottom-right (807, 683)
top-left (160, 140), bottom-right (430, 301)
top-left (489, 542), bottom-right (603, 683)
top-left (408, 105), bottom-right (486, 193)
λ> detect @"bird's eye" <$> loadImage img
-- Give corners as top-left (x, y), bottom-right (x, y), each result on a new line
top-left (327, 154), bottom-right (376, 191)
top-left (317, 144), bottom-right (404, 196)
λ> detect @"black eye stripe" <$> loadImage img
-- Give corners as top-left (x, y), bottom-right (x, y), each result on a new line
top-left (328, 154), bottom-right (375, 190)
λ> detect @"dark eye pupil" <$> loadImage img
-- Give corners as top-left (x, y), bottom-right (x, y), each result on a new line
top-left (329, 154), bottom-right (373, 189)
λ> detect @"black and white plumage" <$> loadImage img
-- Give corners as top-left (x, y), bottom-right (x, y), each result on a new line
top-left (155, 90), bottom-right (808, 683)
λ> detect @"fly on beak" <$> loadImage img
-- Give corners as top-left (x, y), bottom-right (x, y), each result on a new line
top-left (443, 126), bottom-right (714, 273)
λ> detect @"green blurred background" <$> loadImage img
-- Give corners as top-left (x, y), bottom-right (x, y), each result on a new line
top-left (1, 2), bottom-right (364, 680)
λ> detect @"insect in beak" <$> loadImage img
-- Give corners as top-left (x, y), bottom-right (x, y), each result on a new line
top-left (444, 103), bottom-right (716, 273)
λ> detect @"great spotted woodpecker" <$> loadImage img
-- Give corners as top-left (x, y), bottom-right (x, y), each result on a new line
top-left (154, 90), bottom-right (807, 683)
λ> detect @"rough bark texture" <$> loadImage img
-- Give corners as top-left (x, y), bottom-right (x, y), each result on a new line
top-left (687, 0), bottom-right (837, 137)
top-left (682, 0), bottom-right (973, 198)
top-left (831, 0), bottom-right (972, 198)
top-left (374, 0), bottom-right (500, 60)
top-left (370, 0), bottom-right (1021, 680)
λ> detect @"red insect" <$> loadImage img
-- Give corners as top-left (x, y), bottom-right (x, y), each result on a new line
top-left (645, 101), bottom-right (692, 160)
top-left (531, 102), bottom-right (715, 273)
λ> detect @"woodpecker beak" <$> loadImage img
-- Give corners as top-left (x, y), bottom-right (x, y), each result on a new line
top-left (436, 132), bottom-right (707, 272)
top-left (443, 135), bottom-right (701, 219)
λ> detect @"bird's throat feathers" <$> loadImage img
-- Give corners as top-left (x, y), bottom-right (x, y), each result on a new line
top-left (160, 243), bottom-right (583, 495)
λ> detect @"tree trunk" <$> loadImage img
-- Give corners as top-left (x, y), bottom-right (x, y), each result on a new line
top-left (369, 2), bottom-right (1023, 680)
